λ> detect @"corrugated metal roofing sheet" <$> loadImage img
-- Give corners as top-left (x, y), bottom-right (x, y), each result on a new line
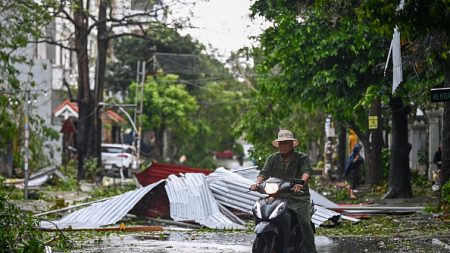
top-left (165, 173), bottom-right (244, 230)
top-left (229, 166), bottom-right (260, 181)
top-left (311, 205), bottom-right (341, 227)
top-left (206, 167), bottom-right (343, 228)
top-left (310, 189), bottom-right (340, 208)
top-left (130, 183), bottom-right (170, 219)
top-left (207, 167), bottom-right (261, 213)
top-left (136, 162), bottom-right (212, 186)
top-left (40, 180), bottom-right (164, 229)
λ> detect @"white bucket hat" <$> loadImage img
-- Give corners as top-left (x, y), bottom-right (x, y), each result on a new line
top-left (272, 129), bottom-right (299, 148)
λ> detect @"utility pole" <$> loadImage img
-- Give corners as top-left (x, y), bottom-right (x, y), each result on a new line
top-left (23, 90), bottom-right (30, 199)
top-left (136, 61), bottom-right (146, 167)
top-left (134, 61), bottom-right (141, 126)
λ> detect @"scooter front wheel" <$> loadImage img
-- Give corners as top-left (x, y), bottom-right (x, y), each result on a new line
top-left (252, 233), bottom-right (277, 253)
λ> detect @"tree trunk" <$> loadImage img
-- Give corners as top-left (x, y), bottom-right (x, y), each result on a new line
top-left (154, 126), bottom-right (165, 162)
top-left (74, 0), bottom-right (93, 181)
top-left (365, 97), bottom-right (384, 186)
top-left (0, 141), bottom-right (13, 177)
top-left (441, 57), bottom-right (450, 187)
top-left (94, 0), bottom-right (108, 168)
top-left (383, 96), bottom-right (413, 199)
top-left (337, 124), bottom-right (347, 178)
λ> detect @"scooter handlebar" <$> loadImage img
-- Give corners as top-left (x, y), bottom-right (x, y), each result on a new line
top-left (249, 179), bottom-right (305, 193)
top-left (249, 182), bottom-right (263, 191)
top-left (290, 179), bottom-right (305, 186)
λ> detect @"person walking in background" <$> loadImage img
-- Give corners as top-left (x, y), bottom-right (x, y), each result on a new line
top-left (433, 144), bottom-right (442, 170)
top-left (433, 144), bottom-right (442, 189)
top-left (343, 143), bottom-right (364, 199)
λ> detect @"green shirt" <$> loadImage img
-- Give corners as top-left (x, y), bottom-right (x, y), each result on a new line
top-left (258, 151), bottom-right (313, 208)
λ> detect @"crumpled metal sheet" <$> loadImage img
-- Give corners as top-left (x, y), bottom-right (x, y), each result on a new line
top-left (207, 167), bottom-right (262, 213)
top-left (165, 173), bottom-right (244, 230)
top-left (311, 205), bottom-right (341, 227)
top-left (229, 166), bottom-right (260, 181)
top-left (206, 167), bottom-right (343, 228)
top-left (40, 180), bottom-right (164, 229)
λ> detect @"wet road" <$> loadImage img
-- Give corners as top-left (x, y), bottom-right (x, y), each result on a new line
top-left (75, 230), bottom-right (333, 253)
top-left (71, 159), bottom-right (449, 252)
top-left (73, 229), bottom-right (449, 253)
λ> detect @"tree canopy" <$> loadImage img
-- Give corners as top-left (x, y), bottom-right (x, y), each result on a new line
top-left (359, 0), bottom-right (450, 197)
top-left (114, 29), bottom-right (251, 168)
top-left (0, 1), bottom-right (56, 175)
top-left (241, 1), bottom-right (390, 172)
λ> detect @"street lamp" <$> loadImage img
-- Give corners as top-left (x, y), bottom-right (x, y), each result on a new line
top-left (98, 102), bottom-right (140, 168)
top-left (98, 102), bottom-right (138, 134)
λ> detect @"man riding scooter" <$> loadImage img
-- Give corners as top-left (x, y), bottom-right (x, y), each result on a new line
top-left (250, 129), bottom-right (317, 253)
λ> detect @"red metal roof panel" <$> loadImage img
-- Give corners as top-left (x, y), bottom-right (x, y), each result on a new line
top-left (136, 162), bottom-right (212, 186)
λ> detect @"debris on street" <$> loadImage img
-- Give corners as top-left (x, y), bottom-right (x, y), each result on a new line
top-left (4, 166), bottom-right (67, 188)
top-left (36, 163), bottom-right (435, 234)
top-left (40, 180), bottom-right (164, 229)
top-left (206, 167), bottom-right (346, 227)
top-left (165, 173), bottom-right (244, 229)
top-left (136, 162), bottom-right (211, 186)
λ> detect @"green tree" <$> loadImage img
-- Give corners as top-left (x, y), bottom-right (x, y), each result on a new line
top-left (184, 80), bottom-right (249, 168)
top-left (236, 90), bottom-right (326, 168)
top-left (0, 1), bottom-right (55, 176)
top-left (129, 74), bottom-right (198, 161)
top-left (111, 30), bottom-right (251, 169)
top-left (39, 0), bottom-right (197, 180)
top-left (0, 0), bottom-right (52, 86)
top-left (358, 0), bottom-right (450, 198)
top-left (247, 0), bottom-right (388, 185)
top-left (106, 28), bottom-right (206, 94)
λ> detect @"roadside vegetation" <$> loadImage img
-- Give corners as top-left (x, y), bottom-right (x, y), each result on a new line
top-left (0, 176), bottom-right (73, 252)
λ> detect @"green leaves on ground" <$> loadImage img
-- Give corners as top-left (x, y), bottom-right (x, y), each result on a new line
top-left (0, 185), bottom-right (73, 252)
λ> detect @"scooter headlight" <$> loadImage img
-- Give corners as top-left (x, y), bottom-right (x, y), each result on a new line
top-left (253, 202), bottom-right (262, 219)
top-left (264, 183), bottom-right (279, 194)
top-left (269, 202), bottom-right (287, 219)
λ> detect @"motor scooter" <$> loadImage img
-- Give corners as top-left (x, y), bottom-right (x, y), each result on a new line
top-left (251, 177), bottom-right (315, 253)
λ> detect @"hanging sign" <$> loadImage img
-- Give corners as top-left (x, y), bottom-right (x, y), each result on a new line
top-left (431, 88), bottom-right (450, 102)
top-left (368, 116), bottom-right (378, 129)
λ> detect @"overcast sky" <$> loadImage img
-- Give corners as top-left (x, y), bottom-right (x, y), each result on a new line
top-left (175, 0), bottom-right (268, 59)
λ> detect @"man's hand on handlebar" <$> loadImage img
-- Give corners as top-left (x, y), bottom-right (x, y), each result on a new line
top-left (250, 183), bottom-right (259, 191)
top-left (291, 184), bottom-right (304, 192)
top-left (250, 176), bottom-right (265, 191)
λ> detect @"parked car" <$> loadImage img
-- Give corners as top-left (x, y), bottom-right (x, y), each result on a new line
top-left (101, 143), bottom-right (138, 178)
